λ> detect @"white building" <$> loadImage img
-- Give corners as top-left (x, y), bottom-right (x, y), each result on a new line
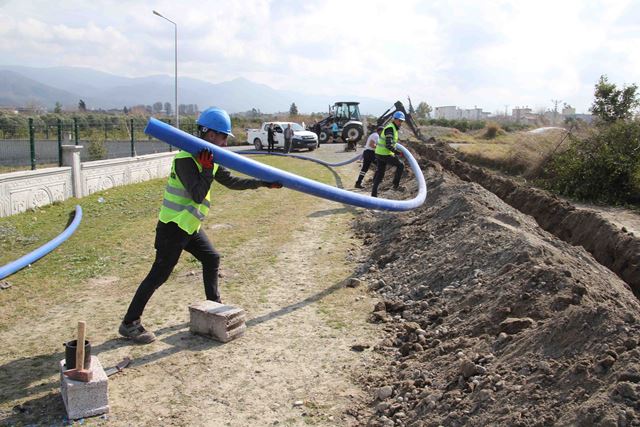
top-left (434, 106), bottom-right (489, 120)
top-left (434, 106), bottom-right (459, 120)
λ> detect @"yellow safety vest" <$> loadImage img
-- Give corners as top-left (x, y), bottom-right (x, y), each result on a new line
top-left (375, 123), bottom-right (398, 156)
top-left (158, 150), bottom-right (218, 234)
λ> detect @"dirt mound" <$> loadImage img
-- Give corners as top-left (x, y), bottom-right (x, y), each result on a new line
top-left (415, 142), bottom-right (640, 294)
top-left (350, 157), bottom-right (640, 425)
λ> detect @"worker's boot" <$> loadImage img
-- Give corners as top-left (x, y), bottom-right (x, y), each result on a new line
top-left (119, 319), bottom-right (156, 344)
top-left (355, 179), bottom-right (365, 189)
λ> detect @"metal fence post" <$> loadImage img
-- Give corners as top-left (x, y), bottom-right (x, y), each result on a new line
top-left (74, 117), bottom-right (79, 145)
top-left (57, 118), bottom-right (63, 167)
top-left (130, 119), bottom-right (135, 157)
top-left (29, 118), bottom-right (36, 170)
top-left (167, 119), bottom-right (173, 152)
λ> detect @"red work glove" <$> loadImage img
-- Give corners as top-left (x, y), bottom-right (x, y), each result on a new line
top-left (263, 182), bottom-right (283, 189)
top-left (197, 149), bottom-right (214, 170)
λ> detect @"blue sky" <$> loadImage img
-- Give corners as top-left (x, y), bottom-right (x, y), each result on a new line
top-left (1, 0), bottom-right (639, 114)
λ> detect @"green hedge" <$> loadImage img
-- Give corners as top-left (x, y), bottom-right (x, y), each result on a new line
top-left (543, 120), bottom-right (640, 204)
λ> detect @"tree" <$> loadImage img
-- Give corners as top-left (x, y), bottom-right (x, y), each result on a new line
top-left (78, 99), bottom-right (87, 112)
top-left (164, 102), bottom-right (172, 116)
top-left (416, 101), bottom-right (432, 119)
top-left (123, 106), bottom-right (129, 114)
top-left (590, 75), bottom-right (640, 123)
top-left (289, 102), bottom-right (298, 116)
top-left (54, 101), bottom-right (62, 114)
top-left (152, 102), bottom-right (163, 114)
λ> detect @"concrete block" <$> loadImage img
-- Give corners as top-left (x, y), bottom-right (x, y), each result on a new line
top-left (189, 301), bottom-right (246, 342)
top-left (59, 356), bottom-right (109, 420)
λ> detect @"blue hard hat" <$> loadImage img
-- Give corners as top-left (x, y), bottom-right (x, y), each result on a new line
top-left (197, 107), bottom-right (234, 137)
top-left (393, 111), bottom-right (406, 121)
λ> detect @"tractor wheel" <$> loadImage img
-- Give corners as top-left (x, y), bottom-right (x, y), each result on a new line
top-left (254, 138), bottom-right (263, 151)
top-left (318, 130), bottom-right (329, 144)
top-left (342, 124), bottom-right (363, 143)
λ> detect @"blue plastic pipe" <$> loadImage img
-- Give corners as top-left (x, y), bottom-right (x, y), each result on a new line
top-left (0, 205), bottom-right (83, 280)
top-left (144, 118), bottom-right (426, 211)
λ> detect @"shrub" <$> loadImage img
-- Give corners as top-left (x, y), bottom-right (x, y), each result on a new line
top-left (87, 132), bottom-right (107, 161)
top-left (543, 120), bottom-right (640, 203)
top-left (483, 122), bottom-right (503, 139)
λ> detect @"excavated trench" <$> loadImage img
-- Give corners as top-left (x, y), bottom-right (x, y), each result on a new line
top-left (412, 142), bottom-right (640, 295)
top-left (348, 144), bottom-right (640, 426)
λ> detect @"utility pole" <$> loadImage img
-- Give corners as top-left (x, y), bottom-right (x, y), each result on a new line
top-left (153, 10), bottom-right (179, 129)
top-left (504, 105), bottom-right (509, 119)
top-left (551, 99), bottom-right (562, 124)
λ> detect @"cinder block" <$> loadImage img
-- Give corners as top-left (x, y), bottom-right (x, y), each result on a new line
top-left (59, 356), bottom-right (109, 420)
top-left (189, 301), bottom-right (246, 342)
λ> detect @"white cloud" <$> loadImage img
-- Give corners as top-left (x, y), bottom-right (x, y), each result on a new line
top-left (0, 0), bottom-right (639, 113)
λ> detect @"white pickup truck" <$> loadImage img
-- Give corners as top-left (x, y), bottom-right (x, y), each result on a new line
top-left (247, 122), bottom-right (319, 151)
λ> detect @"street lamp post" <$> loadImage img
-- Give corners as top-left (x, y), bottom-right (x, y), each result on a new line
top-left (152, 10), bottom-right (178, 129)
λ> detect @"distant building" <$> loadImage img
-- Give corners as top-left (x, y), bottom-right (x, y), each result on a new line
top-left (461, 108), bottom-right (490, 120)
top-left (512, 106), bottom-right (538, 125)
top-left (434, 106), bottom-right (458, 120)
top-left (434, 105), bottom-right (489, 120)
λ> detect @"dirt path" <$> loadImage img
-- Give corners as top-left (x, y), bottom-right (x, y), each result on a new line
top-left (0, 148), bottom-right (384, 426)
top-left (104, 196), bottom-right (382, 426)
top-left (574, 203), bottom-right (640, 236)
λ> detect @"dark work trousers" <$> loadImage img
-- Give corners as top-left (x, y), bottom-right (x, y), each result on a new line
top-left (268, 138), bottom-right (275, 153)
top-left (356, 150), bottom-right (376, 185)
top-left (371, 154), bottom-right (404, 197)
top-left (123, 220), bottom-right (221, 323)
top-left (285, 138), bottom-right (292, 153)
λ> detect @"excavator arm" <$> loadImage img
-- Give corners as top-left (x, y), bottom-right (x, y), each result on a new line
top-left (373, 100), bottom-right (427, 142)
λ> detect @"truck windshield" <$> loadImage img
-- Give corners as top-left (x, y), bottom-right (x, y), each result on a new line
top-left (281, 123), bottom-right (304, 131)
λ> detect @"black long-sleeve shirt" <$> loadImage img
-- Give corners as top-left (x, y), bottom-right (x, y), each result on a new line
top-left (175, 156), bottom-right (265, 204)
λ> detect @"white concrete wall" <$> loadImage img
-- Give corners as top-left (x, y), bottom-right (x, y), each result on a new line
top-left (0, 167), bottom-right (73, 217)
top-left (0, 151), bottom-right (174, 218)
top-left (81, 153), bottom-right (174, 196)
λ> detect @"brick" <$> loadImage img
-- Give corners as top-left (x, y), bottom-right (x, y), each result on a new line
top-left (59, 356), bottom-right (109, 420)
top-left (189, 301), bottom-right (246, 342)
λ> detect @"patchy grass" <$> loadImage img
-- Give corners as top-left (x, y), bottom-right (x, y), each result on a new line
top-left (455, 129), bottom-right (572, 177)
top-left (0, 156), bottom-right (335, 330)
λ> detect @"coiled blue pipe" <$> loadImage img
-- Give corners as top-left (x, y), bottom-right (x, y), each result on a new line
top-left (144, 118), bottom-right (426, 211)
top-left (0, 205), bottom-right (83, 280)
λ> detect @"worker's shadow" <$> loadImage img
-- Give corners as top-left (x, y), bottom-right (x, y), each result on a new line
top-left (246, 280), bottom-right (344, 327)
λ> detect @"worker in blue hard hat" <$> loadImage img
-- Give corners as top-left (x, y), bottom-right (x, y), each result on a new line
top-left (119, 107), bottom-right (283, 344)
top-left (371, 111), bottom-right (406, 197)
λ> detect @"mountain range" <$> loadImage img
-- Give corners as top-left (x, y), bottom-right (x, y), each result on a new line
top-left (0, 65), bottom-right (393, 115)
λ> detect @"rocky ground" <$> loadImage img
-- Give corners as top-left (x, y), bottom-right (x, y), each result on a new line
top-left (349, 143), bottom-right (640, 426)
